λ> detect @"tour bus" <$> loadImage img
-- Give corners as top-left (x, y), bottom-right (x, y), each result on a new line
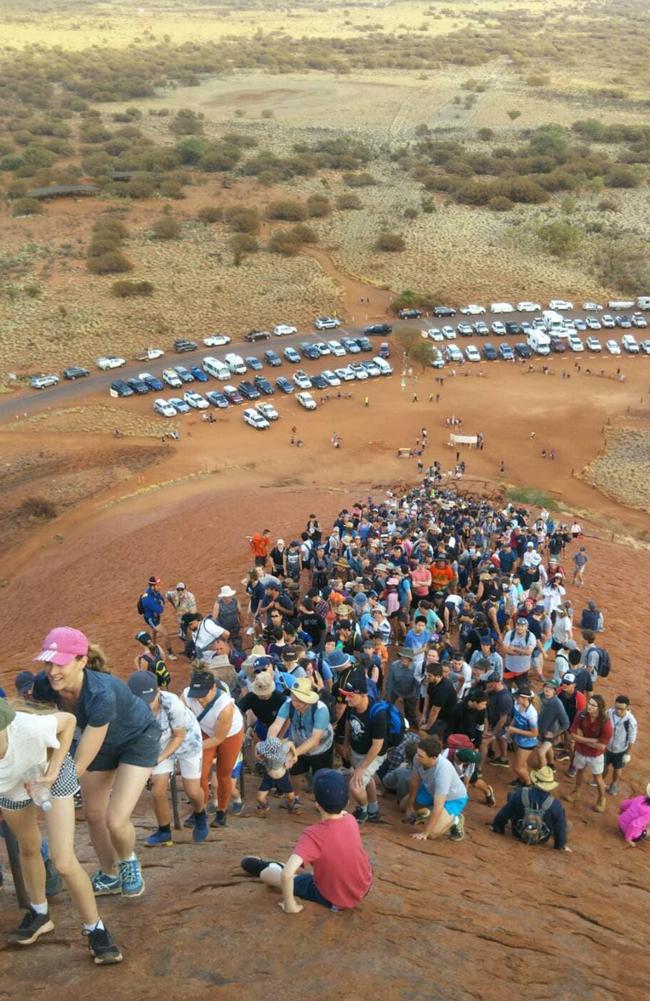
top-left (202, 356), bottom-right (231, 380)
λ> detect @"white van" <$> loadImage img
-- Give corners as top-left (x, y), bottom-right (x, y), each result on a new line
top-left (490, 302), bottom-right (515, 314)
top-left (373, 356), bottom-right (393, 376)
top-left (527, 330), bottom-right (551, 355)
top-left (607, 300), bottom-right (635, 310)
top-left (203, 356), bottom-right (230, 381)
top-left (542, 310), bottom-right (566, 335)
top-left (224, 352), bottom-right (247, 376)
top-left (636, 296), bottom-right (650, 311)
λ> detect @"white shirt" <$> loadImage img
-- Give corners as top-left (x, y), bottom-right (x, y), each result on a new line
top-left (0, 713), bottom-right (59, 801)
top-left (183, 686), bottom-right (243, 739)
top-left (156, 691), bottom-right (203, 759)
top-left (542, 583), bottom-right (566, 614)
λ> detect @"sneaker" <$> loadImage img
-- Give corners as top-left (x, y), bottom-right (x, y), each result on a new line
top-left (485, 785), bottom-right (496, 807)
top-left (230, 800), bottom-right (244, 815)
top-left (491, 757), bottom-right (509, 768)
top-left (119, 857), bottom-right (145, 898)
top-left (256, 802), bottom-right (270, 817)
top-left (86, 925), bottom-right (123, 965)
top-left (91, 870), bottom-right (122, 896)
top-left (240, 856), bottom-right (281, 877)
top-left (210, 810), bottom-right (227, 828)
top-left (280, 796), bottom-right (301, 810)
top-left (367, 811), bottom-right (385, 824)
top-left (448, 814), bottom-right (465, 842)
top-left (145, 828), bottom-right (173, 848)
top-left (167, 652), bottom-right (178, 661)
top-left (9, 907), bottom-right (54, 945)
top-left (44, 858), bottom-right (63, 897)
top-left (183, 812), bottom-right (197, 828)
top-left (353, 806), bottom-right (368, 824)
top-left (286, 800), bottom-right (302, 815)
top-left (607, 783), bottom-right (618, 796)
top-left (192, 811), bottom-right (209, 844)
top-left (566, 766), bottom-right (577, 778)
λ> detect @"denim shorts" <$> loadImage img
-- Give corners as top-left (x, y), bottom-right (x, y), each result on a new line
top-left (293, 873), bottom-right (335, 910)
top-left (88, 722), bottom-right (161, 772)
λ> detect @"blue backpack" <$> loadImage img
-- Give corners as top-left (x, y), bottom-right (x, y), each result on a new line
top-left (369, 700), bottom-right (405, 748)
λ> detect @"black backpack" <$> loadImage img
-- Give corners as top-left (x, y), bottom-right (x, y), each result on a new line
top-left (594, 646), bottom-right (611, 678)
top-left (137, 594), bottom-right (146, 615)
top-left (516, 787), bottom-right (553, 845)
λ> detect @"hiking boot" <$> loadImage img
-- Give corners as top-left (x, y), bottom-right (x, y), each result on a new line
top-left (44, 858), bottom-right (63, 897)
top-left (210, 810), bottom-right (227, 828)
top-left (280, 796), bottom-right (301, 810)
top-left (145, 827), bottom-right (173, 848)
top-left (86, 925), bottom-right (123, 965)
top-left (566, 766), bottom-right (576, 778)
top-left (192, 811), bottom-right (209, 844)
top-left (353, 806), bottom-right (368, 824)
top-left (607, 783), bottom-right (618, 796)
top-left (240, 856), bottom-right (281, 877)
top-left (448, 815), bottom-right (465, 842)
top-left (594, 797), bottom-right (606, 814)
top-left (256, 802), bottom-right (270, 817)
top-left (119, 857), bottom-right (145, 898)
top-left (91, 870), bottom-right (122, 896)
top-left (286, 800), bottom-right (302, 815)
top-left (9, 907), bottom-right (54, 945)
top-left (230, 800), bottom-right (244, 815)
top-left (485, 785), bottom-right (496, 807)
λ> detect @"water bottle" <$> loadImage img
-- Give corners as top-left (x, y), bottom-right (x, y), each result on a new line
top-left (24, 766), bottom-right (52, 812)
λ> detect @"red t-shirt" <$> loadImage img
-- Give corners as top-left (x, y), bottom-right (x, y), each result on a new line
top-left (570, 712), bottom-right (612, 757)
top-left (294, 813), bottom-right (372, 909)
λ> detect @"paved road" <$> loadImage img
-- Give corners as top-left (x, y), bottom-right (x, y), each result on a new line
top-left (1, 307), bottom-right (645, 423)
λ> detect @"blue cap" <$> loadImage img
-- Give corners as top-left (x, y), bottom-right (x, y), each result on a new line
top-left (312, 769), bottom-right (349, 814)
top-left (325, 650), bottom-right (350, 670)
top-left (253, 656), bottom-right (275, 673)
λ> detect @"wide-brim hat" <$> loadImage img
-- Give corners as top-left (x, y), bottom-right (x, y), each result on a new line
top-left (287, 677), bottom-right (319, 704)
top-left (530, 766), bottom-right (559, 791)
top-left (218, 585), bottom-right (236, 598)
top-left (251, 672), bottom-right (275, 697)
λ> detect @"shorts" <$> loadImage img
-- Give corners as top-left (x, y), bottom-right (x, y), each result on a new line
top-left (604, 749), bottom-right (626, 771)
top-left (290, 745), bottom-right (333, 776)
top-left (152, 751), bottom-right (202, 781)
top-left (254, 720), bottom-right (269, 740)
top-left (0, 754), bottom-right (79, 811)
top-left (573, 751), bottom-right (604, 775)
top-left (254, 556), bottom-right (267, 567)
top-left (259, 771), bottom-right (293, 794)
top-left (88, 722), bottom-right (161, 772)
top-left (350, 750), bottom-right (387, 787)
top-left (293, 873), bottom-right (334, 910)
top-left (415, 783), bottom-right (469, 817)
top-left (143, 615), bottom-right (160, 629)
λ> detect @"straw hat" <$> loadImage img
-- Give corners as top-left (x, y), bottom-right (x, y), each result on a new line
top-left (251, 672), bottom-right (276, 697)
top-left (218, 585), bottom-right (236, 598)
top-left (287, 677), bottom-right (319, 705)
top-left (530, 766), bottom-right (559, 792)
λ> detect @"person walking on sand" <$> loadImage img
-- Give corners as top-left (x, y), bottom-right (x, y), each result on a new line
top-left (567, 693), bottom-right (612, 813)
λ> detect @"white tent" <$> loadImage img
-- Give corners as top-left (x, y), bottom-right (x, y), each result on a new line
top-left (448, 433), bottom-right (479, 447)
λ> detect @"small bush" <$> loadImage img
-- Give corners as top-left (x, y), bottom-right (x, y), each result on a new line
top-left (224, 206), bottom-right (261, 234)
top-left (11, 197), bottom-right (42, 216)
top-left (375, 232), bottom-right (405, 252)
top-left (229, 233), bottom-right (259, 254)
top-left (290, 223), bottom-right (317, 244)
top-left (404, 207), bottom-right (418, 219)
top-left (197, 206), bottom-right (222, 223)
top-left (597, 198), bottom-right (619, 212)
top-left (336, 193), bottom-right (362, 210)
top-left (261, 109), bottom-right (274, 119)
top-left (477, 127), bottom-right (494, 141)
top-left (151, 216), bottom-right (182, 240)
top-left (19, 497), bottom-right (57, 520)
top-left (266, 199), bottom-right (307, 221)
top-left (487, 195), bottom-right (514, 212)
top-left (343, 171), bottom-right (376, 187)
top-left (87, 251), bottom-right (134, 275)
top-left (306, 194), bottom-right (331, 218)
top-left (268, 229), bottom-right (302, 256)
top-left (111, 280), bottom-right (154, 297)
top-left (507, 110), bottom-right (521, 121)
top-left (527, 74), bottom-right (549, 87)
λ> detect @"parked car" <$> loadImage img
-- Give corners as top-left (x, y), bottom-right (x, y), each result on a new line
top-left (296, 391), bottom-right (317, 409)
top-left (440, 326), bottom-right (455, 340)
top-left (335, 366), bottom-right (355, 381)
top-left (31, 373), bottom-right (59, 389)
top-left (568, 335), bottom-right (584, 352)
top-left (457, 323), bottom-right (473, 336)
top-left (314, 316), bottom-right (341, 330)
top-left (548, 300), bottom-right (573, 310)
top-left (136, 347), bottom-right (164, 361)
top-left (321, 369), bottom-right (341, 387)
top-left (276, 377), bottom-right (294, 394)
top-left (498, 342), bottom-right (514, 360)
top-left (272, 323), bottom-right (297, 337)
top-left (203, 333), bottom-right (231, 347)
top-left (238, 380), bottom-right (261, 400)
top-left (491, 321), bottom-right (506, 336)
top-left (173, 339), bottom-right (197, 353)
top-left (426, 327), bottom-right (444, 342)
top-left (190, 366), bottom-right (209, 383)
top-left (615, 315), bottom-right (632, 329)
top-left (473, 321), bottom-right (489, 336)
top-left (349, 362), bottom-right (369, 380)
top-left (283, 346), bottom-right (301, 364)
top-left (244, 330), bottom-right (270, 343)
top-left (168, 396), bottom-right (190, 414)
top-left (139, 372), bottom-right (164, 391)
top-left (97, 355), bottom-right (126, 370)
top-left (355, 336), bottom-right (372, 352)
top-left (443, 345), bottom-right (463, 363)
top-left (583, 302), bottom-right (603, 311)
top-left (313, 341), bottom-right (331, 356)
top-left (516, 301), bottom-right (541, 312)
top-left (162, 368), bottom-right (183, 388)
top-left (550, 337), bottom-right (566, 353)
top-left (264, 349), bottom-right (282, 367)
top-left (256, 402), bottom-right (278, 421)
top-left (463, 345), bottom-right (479, 362)
top-left (631, 314), bottom-right (648, 328)
top-left (253, 375), bottom-right (274, 395)
top-left (110, 379), bottom-right (134, 398)
top-left (300, 342), bottom-right (320, 360)
top-left (364, 323), bottom-right (392, 335)
top-left (184, 390), bottom-right (209, 410)
top-left (431, 349), bottom-right (444, 369)
top-left (202, 357), bottom-right (230, 381)
top-left (639, 339), bottom-right (650, 355)
top-left (514, 342), bottom-right (532, 359)
top-left (223, 384), bottom-right (244, 404)
top-left (243, 408), bottom-right (269, 430)
top-left (311, 374), bottom-right (328, 390)
top-left (244, 356), bottom-right (263, 372)
top-left (173, 365), bottom-right (194, 383)
top-left (505, 322), bottom-right (523, 335)
top-left (126, 377), bottom-right (149, 395)
top-left (459, 304), bottom-right (486, 315)
top-left (432, 305), bottom-right (457, 317)
top-left (327, 340), bottom-right (346, 356)
top-left (205, 390), bottom-right (229, 408)
top-left (601, 314), bottom-right (616, 329)
top-left (621, 333), bottom-right (639, 354)
top-left (153, 399), bottom-right (177, 418)
top-left (362, 359), bottom-right (382, 377)
top-left (490, 302), bottom-right (514, 313)
top-left (585, 336), bottom-right (602, 352)
top-left (482, 342), bottom-right (498, 361)
top-left (62, 366), bottom-right (89, 380)
top-left (585, 316), bottom-right (602, 330)
top-left (573, 318), bottom-right (587, 332)
top-left (398, 307), bottom-right (423, 319)
top-left (293, 370), bottom-right (312, 390)
top-left (378, 342), bottom-right (391, 359)
top-left (605, 339), bottom-right (621, 355)
top-left (341, 337), bottom-right (361, 353)
top-left (224, 353), bottom-right (247, 375)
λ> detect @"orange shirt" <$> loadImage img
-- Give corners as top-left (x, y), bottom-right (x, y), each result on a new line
top-left (430, 563), bottom-right (455, 590)
top-left (250, 533), bottom-right (270, 558)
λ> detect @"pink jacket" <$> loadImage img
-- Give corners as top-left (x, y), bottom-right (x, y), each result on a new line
top-left (618, 796), bottom-right (650, 842)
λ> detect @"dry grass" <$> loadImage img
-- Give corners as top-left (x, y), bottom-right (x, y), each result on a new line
top-left (581, 424), bottom-right (650, 513)
top-left (0, 404), bottom-right (173, 437)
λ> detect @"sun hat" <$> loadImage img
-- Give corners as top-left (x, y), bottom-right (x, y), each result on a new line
top-left (325, 650), bottom-right (350, 671)
top-left (397, 647), bottom-right (415, 660)
top-left (128, 671), bottom-right (159, 704)
top-left (0, 698), bottom-right (17, 733)
top-left (176, 582), bottom-right (186, 590)
top-left (187, 671), bottom-right (216, 699)
top-left (252, 671), bottom-right (276, 697)
top-left (15, 671), bottom-right (35, 696)
top-left (530, 766), bottom-right (559, 792)
top-left (313, 769), bottom-right (349, 814)
top-left (288, 677), bottom-right (319, 705)
top-left (35, 627), bottom-right (89, 666)
top-left (218, 585), bottom-right (236, 598)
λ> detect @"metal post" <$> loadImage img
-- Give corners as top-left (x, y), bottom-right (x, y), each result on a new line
top-left (170, 771), bottom-right (181, 830)
top-left (0, 819), bottom-right (29, 909)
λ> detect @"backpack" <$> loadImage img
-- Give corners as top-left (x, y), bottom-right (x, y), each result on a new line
top-left (193, 616), bottom-right (222, 658)
top-left (594, 646), bottom-right (611, 678)
top-left (516, 787), bottom-right (553, 845)
top-left (143, 653), bottom-right (171, 689)
top-left (316, 688), bottom-right (338, 726)
top-left (137, 594), bottom-right (146, 616)
top-left (369, 700), bottom-right (405, 748)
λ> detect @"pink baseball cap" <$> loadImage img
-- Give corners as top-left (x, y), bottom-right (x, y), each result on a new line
top-left (35, 627), bottom-right (89, 666)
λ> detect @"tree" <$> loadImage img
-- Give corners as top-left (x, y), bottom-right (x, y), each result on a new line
top-left (537, 220), bottom-right (581, 257)
top-left (224, 207), bottom-right (261, 234)
top-left (394, 325), bottom-right (433, 371)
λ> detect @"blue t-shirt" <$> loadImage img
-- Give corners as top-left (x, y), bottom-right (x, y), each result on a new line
top-left (276, 698), bottom-right (332, 753)
top-left (34, 669), bottom-right (155, 753)
top-left (512, 703), bottom-right (538, 749)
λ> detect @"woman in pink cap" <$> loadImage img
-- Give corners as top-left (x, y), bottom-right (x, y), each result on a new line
top-left (0, 696), bottom-right (122, 963)
top-left (33, 626), bottom-right (160, 900)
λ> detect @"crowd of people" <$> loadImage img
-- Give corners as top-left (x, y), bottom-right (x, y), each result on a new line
top-left (1, 473), bottom-right (647, 967)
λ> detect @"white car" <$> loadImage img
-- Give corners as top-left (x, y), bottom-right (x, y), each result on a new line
top-left (293, 369), bottom-right (312, 390)
top-left (203, 333), bottom-right (231, 347)
top-left (426, 328), bottom-right (444, 342)
top-left (621, 334), bottom-right (639, 354)
top-left (256, 401), bottom-right (278, 421)
top-left (640, 339), bottom-right (650, 354)
top-left (432, 349), bottom-right (444, 369)
top-left (606, 339), bottom-right (621, 355)
top-left (314, 317), bottom-right (341, 330)
top-left (349, 362), bottom-right (369, 380)
top-left (314, 341), bottom-right (331, 356)
top-left (464, 345), bottom-right (481, 362)
top-left (163, 368), bottom-right (183, 388)
top-left (491, 321), bottom-right (506, 336)
top-left (335, 366), bottom-right (355, 381)
top-left (153, 398), bottom-right (176, 418)
top-left (137, 347), bottom-right (165, 361)
top-left (445, 345), bottom-right (463, 363)
top-left (327, 340), bottom-right (346, 357)
top-left (601, 314), bottom-right (616, 329)
top-left (632, 314), bottom-right (647, 328)
top-left (31, 374), bottom-right (59, 389)
top-left (490, 302), bottom-right (514, 313)
top-left (243, 407), bottom-right (269, 429)
top-left (459, 304), bottom-right (486, 315)
top-left (273, 324), bottom-right (297, 337)
top-left (441, 326), bottom-right (456, 340)
top-left (516, 301), bottom-right (541, 312)
top-left (321, 369), bottom-right (341, 387)
top-left (184, 390), bottom-right (209, 410)
top-left (96, 355), bottom-right (126, 370)
top-left (548, 300), bottom-right (574, 310)
top-left (585, 336), bottom-right (602, 352)
top-left (583, 302), bottom-right (603, 311)
top-left (585, 316), bottom-right (602, 330)
top-left (568, 335), bottom-right (584, 352)
top-left (296, 391), bottom-right (317, 410)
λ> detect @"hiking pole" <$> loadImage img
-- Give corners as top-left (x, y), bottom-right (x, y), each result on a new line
top-left (0, 819), bottom-right (29, 909)
top-left (170, 771), bottom-right (181, 831)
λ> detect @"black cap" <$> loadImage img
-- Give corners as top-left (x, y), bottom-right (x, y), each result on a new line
top-left (187, 671), bottom-right (215, 699)
top-left (341, 668), bottom-right (368, 695)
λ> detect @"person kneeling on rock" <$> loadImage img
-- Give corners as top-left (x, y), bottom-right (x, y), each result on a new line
top-left (490, 766), bottom-right (571, 851)
top-left (240, 769), bottom-right (372, 913)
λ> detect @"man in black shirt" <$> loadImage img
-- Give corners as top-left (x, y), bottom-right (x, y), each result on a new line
top-left (482, 673), bottom-right (513, 767)
top-left (298, 597), bottom-right (327, 651)
top-left (340, 668), bottom-right (388, 824)
top-left (446, 689), bottom-right (487, 746)
top-left (238, 670), bottom-right (286, 739)
top-left (421, 664), bottom-right (457, 737)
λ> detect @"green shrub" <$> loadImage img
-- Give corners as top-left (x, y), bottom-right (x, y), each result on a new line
top-left (229, 233), bottom-right (259, 254)
top-left (306, 194), bottom-right (331, 218)
top-left (336, 193), bottom-right (362, 210)
top-left (197, 206), bottom-right (222, 223)
top-left (87, 251), bottom-right (133, 274)
top-left (111, 279), bottom-right (154, 297)
top-left (343, 171), bottom-right (376, 187)
top-left (151, 216), bottom-right (182, 239)
top-left (375, 232), bottom-right (405, 252)
top-left (267, 199), bottom-right (307, 221)
top-left (224, 206), bottom-right (261, 234)
top-left (487, 195), bottom-right (514, 211)
top-left (11, 197), bottom-right (43, 216)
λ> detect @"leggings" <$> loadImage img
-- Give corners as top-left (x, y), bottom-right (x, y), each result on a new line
top-left (201, 729), bottom-right (245, 810)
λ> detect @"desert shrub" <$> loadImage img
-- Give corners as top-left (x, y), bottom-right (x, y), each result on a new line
top-left (111, 279), bottom-right (154, 297)
top-left (487, 195), bottom-right (514, 212)
top-left (507, 110), bottom-right (521, 121)
top-left (375, 232), bottom-right (405, 252)
top-left (404, 207), bottom-right (418, 219)
top-left (11, 197), bottom-right (43, 216)
top-left (261, 109), bottom-right (274, 119)
top-left (229, 233), bottom-right (259, 254)
top-left (268, 229), bottom-right (302, 256)
top-left (477, 127), bottom-right (494, 140)
top-left (224, 206), bottom-right (261, 234)
top-left (597, 198), bottom-right (619, 212)
top-left (197, 206), bottom-right (222, 223)
top-left (455, 181), bottom-right (490, 206)
top-left (527, 74), bottom-right (549, 87)
top-left (336, 193), bottom-right (362, 210)
top-left (87, 251), bottom-right (133, 274)
top-left (290, 223), bottom-right (317, 244)
top-left (170, 109), bottom-right (204, 135)
top-left (94, 218), bottom-right (129, 240)
top-left (605, 165), bottom-right (641, 188)
top-left (306, 194), bottom-right (331, 218)
top-left (595, 238), bottom-right (650, 295)
top-left (19, 497), bottom-right (57, 520)
top-left (342, 171), bottom-right (376, 187)
top-left (537, 220), bottom-right (581, 257)
top-left (151, 216), bottom-right (182, 240)
top-left (175, 137), bottom-right (206, 164)
top-left (199, 145), bottom-right (241, 171)
top-left (267, 199), bottom-right (307, 221)
top-left (491, 176), bottom-right (549, 203)
top-left (1, 154), bottom-right (25, 171)
top-left (389, 289), bottom-right (442, 315)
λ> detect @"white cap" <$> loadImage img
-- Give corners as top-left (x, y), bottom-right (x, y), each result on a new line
top-left (176, 582), bottom-right (186, 590)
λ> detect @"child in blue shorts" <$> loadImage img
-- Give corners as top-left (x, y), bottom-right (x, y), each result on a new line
top-left (255, 737), bottom-right (300, 815)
